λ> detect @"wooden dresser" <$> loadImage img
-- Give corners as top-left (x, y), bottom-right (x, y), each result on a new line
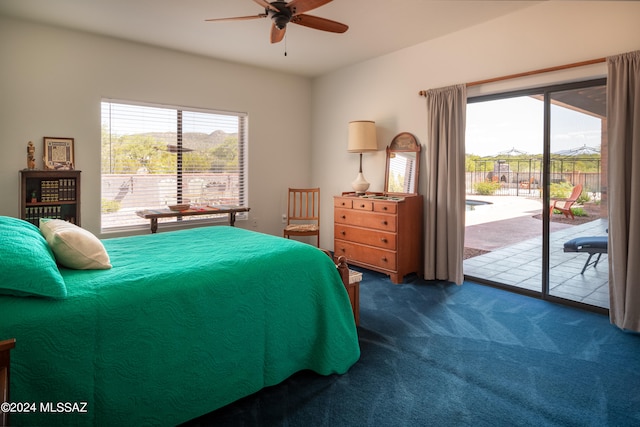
top-left (334, 194), bottom-right (423, 284)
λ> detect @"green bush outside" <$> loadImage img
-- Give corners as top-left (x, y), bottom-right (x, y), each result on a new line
top-left (102, 198), bottom-right (121, 213)
top-left (549, 181), bottom-right (574, 199)
top-left (474, 181), bottom-right (501, 195)
top-left (570, 207), bottom-right (588, 217)
top-left (577, 192), bottom-right (591, 204)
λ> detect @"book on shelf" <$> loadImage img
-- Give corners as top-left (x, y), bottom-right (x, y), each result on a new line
top-left (38, 178), bottom-right (76, 202)
top-left (24, 206), bottom-right (64, 226)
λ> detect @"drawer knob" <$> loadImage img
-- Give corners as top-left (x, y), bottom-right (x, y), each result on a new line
top-left (381, 257), bottom-right (387, 262)
top-left (341, 231), bottom-right (346, 236)
top-left (382, 220), bottom-right (388, 225)
top-left (383, 206), bottom-right (388, 210)
top-left (381, 238), bottom-right (387, 243)
top-left (360, 204), bottom-right (365, 208)
top-left (341, 215), bottom-right (346, 219)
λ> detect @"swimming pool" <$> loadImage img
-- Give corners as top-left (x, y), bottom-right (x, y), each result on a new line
top-left (466, 199), bottom-right (493, 211)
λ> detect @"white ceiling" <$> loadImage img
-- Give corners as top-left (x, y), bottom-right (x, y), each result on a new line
top-left (0, 0), bottom-right (540, 78)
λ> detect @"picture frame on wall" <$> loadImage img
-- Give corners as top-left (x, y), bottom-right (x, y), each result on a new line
top-left (43, 137), bottom-right (74, 170)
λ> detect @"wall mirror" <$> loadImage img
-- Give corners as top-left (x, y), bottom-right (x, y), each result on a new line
top-left (384, 132), bottom-right (421, 196)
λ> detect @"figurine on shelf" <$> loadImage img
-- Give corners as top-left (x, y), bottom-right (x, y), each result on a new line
top-left (27, 141), bottom-right (36, 170)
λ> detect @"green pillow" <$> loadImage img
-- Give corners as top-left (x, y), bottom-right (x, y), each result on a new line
top-left (0, 216), bottom-right (67, 298)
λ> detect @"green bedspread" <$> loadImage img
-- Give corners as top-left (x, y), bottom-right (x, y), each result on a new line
top-left (0, 226), bottom-right (360, 426)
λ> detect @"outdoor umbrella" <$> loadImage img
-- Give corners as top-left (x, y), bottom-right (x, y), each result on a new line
top-left (553, 144), bottom-right (600, 156)
top-left (495, 147), bottom-right (529, 157)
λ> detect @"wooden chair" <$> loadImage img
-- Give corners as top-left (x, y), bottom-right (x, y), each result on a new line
top-left (1, 338), bottom-right (16, 427)
top-left (519, 177), bottom-right (535, 189)
top-left (550, 184), bottom-right (583, 219)
top-left (284, 188), bottom-right (320, 247)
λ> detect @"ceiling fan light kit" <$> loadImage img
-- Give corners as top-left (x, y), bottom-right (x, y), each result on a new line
top-left (206, 0), bottom-right (348, 44)
top-left (269, 2), bottom-right (292, 30)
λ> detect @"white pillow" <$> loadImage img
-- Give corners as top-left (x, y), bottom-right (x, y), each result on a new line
top-left (40, 219), bottom-right (112, 270)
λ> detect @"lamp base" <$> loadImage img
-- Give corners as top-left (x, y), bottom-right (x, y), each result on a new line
top-left (351, 172), bottom-right (370, 194)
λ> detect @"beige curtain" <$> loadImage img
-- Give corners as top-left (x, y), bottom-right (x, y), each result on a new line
top-left (423, 84), bottom-right (466, 284)
top-left (607, 50), bottom-right (640, 332)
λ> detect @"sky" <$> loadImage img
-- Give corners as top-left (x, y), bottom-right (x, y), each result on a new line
top-left (103, 97), bottom-right (602, 155)
top-left (466, 96), bottom-right (602, 157)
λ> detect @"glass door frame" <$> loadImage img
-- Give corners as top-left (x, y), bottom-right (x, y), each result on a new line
top-left (465, 78), bottom-right (608, 315)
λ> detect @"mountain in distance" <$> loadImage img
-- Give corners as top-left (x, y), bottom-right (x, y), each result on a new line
top-left (138, 130), bottom-right (237, 151)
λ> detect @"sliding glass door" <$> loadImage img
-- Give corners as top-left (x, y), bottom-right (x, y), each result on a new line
top-left (464, 79), bottom-right (608, 311)
top-left (464, 93), bottom-right (544, 295)
top-left (547, 83), bottom-right (608, 308)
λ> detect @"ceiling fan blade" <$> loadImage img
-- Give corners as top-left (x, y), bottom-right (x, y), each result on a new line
top-left (253, 0), bottom-right (279, 12)
top-left (291, 14), bottom-right (348, 33)
top-left (287, 0), bottom-right (333, 16)
top-left (205, 14), bottom-right (267, 22)
top-left (270, 22), bottom-right (287, 43)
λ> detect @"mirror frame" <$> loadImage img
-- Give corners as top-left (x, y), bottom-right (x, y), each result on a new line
top-left (384, 132), bottom-right (421, 196)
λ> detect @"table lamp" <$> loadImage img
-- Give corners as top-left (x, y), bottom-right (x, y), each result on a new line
top-left (348, 120), bottom-right (378, 194)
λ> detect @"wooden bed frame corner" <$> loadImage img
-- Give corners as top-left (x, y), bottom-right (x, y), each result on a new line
top-left (321, 249), bottom-right (359, 326)
top-left (1, 338), bottom-right (16, 427)
top-left (320, 249), bottom-right (349, 285)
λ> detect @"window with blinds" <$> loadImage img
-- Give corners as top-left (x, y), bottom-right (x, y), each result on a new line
top-left (101, 99), bottom-right (248, 232)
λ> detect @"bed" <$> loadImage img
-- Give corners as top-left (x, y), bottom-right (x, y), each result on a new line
top-left (0, 216), bottom-right (360, 426)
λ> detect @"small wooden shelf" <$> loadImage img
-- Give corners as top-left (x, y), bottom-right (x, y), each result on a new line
top-left (19, 170), bottom-right (81, 226)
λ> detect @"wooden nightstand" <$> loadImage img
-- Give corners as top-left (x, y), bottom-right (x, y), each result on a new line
top-left (346, 269), bottom-right (362, 326)
top-left (322, 251), bottom-right (361, 326)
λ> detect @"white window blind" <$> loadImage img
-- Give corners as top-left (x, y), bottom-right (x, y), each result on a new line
top-left (101, 99), bottom-right (247, 231)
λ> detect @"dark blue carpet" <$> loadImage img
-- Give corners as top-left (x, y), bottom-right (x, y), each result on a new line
top-left (183, 268), bottom-right (640, 426)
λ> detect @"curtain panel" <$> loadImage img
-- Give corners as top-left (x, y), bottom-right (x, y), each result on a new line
top-left (423, 84), bottom-right (466, 285)
top-left (607, 50), bottom-right (640, 332)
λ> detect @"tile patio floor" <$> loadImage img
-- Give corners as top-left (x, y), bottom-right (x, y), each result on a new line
top-left (464, 218), bottom-right (609, 309)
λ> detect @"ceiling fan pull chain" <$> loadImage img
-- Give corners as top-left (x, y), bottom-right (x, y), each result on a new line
top-left (284, 34), bottom-right (287, 56)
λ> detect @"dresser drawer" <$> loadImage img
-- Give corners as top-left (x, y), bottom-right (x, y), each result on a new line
top-left (352, 200), bottom-right (373, 211)
top-left (334, 208), bottom-right (397, 232)
top-left (373, 201), bottom-right (397, 214)
top-left (334, 240), bottom-right (397, 271)
top-left (334, 197), bottom-right (353, 209)
top-left (334, 224), bottom-right (397, 250)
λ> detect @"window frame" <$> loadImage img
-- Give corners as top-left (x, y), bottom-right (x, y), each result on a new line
top-left (100, 98), bottom-right (248, 233)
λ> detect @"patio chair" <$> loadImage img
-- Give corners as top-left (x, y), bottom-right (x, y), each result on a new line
top-left (550, 184), bottom-right (583, 219)
top-left (563, 236), bottom-right (608, 274)
top-left (519, 177), bottom-right (535, 189)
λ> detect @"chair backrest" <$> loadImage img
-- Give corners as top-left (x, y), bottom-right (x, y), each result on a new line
top-left (568, 184), bottom-right (583, 202)
top-left (287, 188), bottom-right (320, 225)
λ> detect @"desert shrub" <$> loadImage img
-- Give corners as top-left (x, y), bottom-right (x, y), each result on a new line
top-left (570, 207), bottom-right (588, 217)
top-left (474, 181), bottom-right (501, 195)
top-left (550, 182), bottom-right (573, 199)
top-left (577, 192), bottom-right (590, 204)
top-left (101, 198), bottom-right (121, 213)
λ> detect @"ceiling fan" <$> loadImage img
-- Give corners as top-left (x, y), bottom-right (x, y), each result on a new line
top-left (206, 0), bottom-right (349, 44)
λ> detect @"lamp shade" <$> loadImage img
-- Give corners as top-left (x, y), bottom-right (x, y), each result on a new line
top-left (348, 120), bottom-right (378, 153)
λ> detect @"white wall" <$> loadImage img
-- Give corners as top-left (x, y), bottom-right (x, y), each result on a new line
top-left (2, 2), bottom-right (639, 246)
top-left (311, 1), bottom-right (640, 250)
top-left (0, 16), bottom-right (312, 238)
